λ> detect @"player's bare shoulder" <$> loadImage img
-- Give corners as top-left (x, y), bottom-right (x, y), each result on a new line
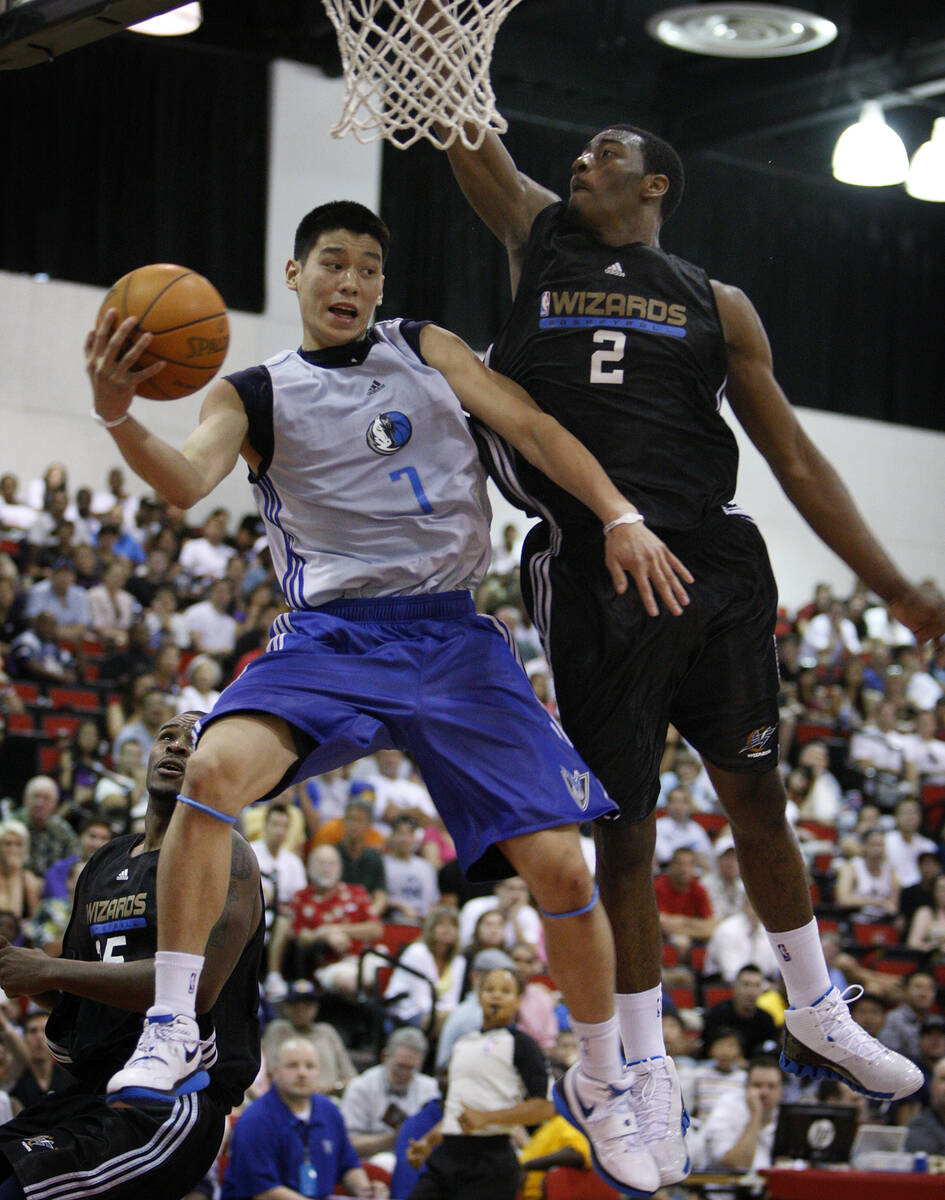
top-left (228, 827), bottom-right (260, 888)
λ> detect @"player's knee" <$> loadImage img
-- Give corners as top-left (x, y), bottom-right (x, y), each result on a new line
top-left (596, 817), bottom-right (655, 881)
top-left (180, 744), bottom-right (237, 806)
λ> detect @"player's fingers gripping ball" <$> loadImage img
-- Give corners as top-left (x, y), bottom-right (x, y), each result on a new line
top-left (97, 263), bottom-right (229, 399)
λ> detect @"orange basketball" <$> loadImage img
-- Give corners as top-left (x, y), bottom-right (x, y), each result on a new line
top-left (97, 264), bottom-right (229, 400)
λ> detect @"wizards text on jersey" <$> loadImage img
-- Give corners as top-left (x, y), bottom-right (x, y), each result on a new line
top-left (539, 290), bottom-right (688, 337)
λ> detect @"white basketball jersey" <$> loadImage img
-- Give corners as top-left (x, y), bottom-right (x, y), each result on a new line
top-left (228, 319), bottom-right (493, 609)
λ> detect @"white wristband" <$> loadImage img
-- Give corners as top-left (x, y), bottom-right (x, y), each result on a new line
top-left (603, 512), bottom-right (645, 535)
top-left (91, 407), bottom-right (130, 429)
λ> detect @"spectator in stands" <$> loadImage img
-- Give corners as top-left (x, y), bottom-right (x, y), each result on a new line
top-left (895, 1015), bottom-right (945, 1126)
top-left (95, 519), bottom-right (145, 568)
top-left (178, 507), bottom-right (235, 588)
top-left (23, 558), bottom-right (90, 642)
top-left (900, 644), bottom-right (944, 713)
top-left (0, 820), bottom-right (40, 924)
top-left (697, 1055), bottom-right (783, 1173)
top-left (886, 796), bottom-right (939, 889)
top-left (365, 748), bottom-right (438, 833)
top-left (222, 1037), bottom-right (378, 1199)
top-left (51, 718), bottom-right (108, 817)
top-left (904, 1056), bottom-right (945, 1155)
top-left (510, 941), bottom-right (560, 1050)
top-left (87, 558), bottom-right (139, 646)
top-left (900, 850), bottom-right (943, 933)
top-left (902, 710), bottom-right (945, 789)
top-left (104, 670), bottom-right (156, 744)
top-left (23, 489), bottom-right (70, 572)
top-left (0, 472), bottom-right (37, 535)
top-left (382, 814), bottom-right (439, 924)
top-left (799, 597), bottom-right (862, 667)
top-left (795, 582), bottom-right (833, 635)
top-left (701, 965), bottom-right (779, 1061)
top-left (907, 875), bottom-right (945, 957)
top-left (704, 896), bottom-right (779, 985)
top-left (178, 577), bottom-right (238, 661)
top-left (11, 775), bottom-right (78, 878)
top-left (0, 576), bottom-right (26, 651)
top-left (268, 843), bottom-right (382, 998)
top-left (661, 748), bottom-right (719, 814)
top-left (404, 967), bottom-right (553, 1200)
top-left (124, 547), bottom-right (173, 610)
top-left (435, 948), bottom-right (517, 1070)
top-left (849, 700), bottom-right (908, 809)
top-left (143, 583), bottom-right (186, 649)
top-left (654, 786), bottom-right (714, 870)
top-left (8, 611), bottom-right (78, 685)
top-left (42, 813), bottom-right (111, 900)
top-left (7, 1011), bottom-right (73, 1108)
top-left (880, 969), bottom-right (938, 1061)
top-left (97, 619), bottom-right (154, 686)
top-left (260, 979), bottom-right (356, 1097)
top-left (458, 877), bottom-right (543, 958)
top-left (335, 796), bottom-right (387, 915)
top-left (518, 1114), bottom-right (592, 1200)
top-left (385, 904), bottom-right (464, 1032)
top-left (850, 992), bottom-right (891, 1040)
top-left (150, 641), bottom-right (182, 698)
top-left (112, 685), bottom-right (171, 760)
top-left (251, 801), bottom-right (308, 949)
top-left (28, 856), bottom-right (82, 955)
top-left (834, 828), bottom-right (901, 923)
top-left (654, 846), bottom-right (717, 964)
top-left (795, 741), bottom-right (845, 824)
top-left (94, 737), bottom-right (147, 833)
top-left (863, 601), bottom-right (915, 648)
top-left (176, 653), bottom-right (222, 715)
top-left (688, 1028), bottom-right (747, 1121)
top-left (703, 836), bottom-right (745, 922)
top-left (65, 487), bottom-right (98, 548)
top-left (821, 932), bottom-right (903, 1005)
top-left (341, 1027), bottom-right (439, 1163)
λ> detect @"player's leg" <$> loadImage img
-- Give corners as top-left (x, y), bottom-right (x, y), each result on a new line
top-left (107, 712), bottom-right (300, 1102)
top-left (499, 825), bottom-right (660, 1196)
top-left (708, 762), bottom-right (922, 1101)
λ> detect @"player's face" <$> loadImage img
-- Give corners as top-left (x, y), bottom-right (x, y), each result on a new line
top-left (568, 129), bottom-right (647, 230)
top-left (287, 229), bottom-right (385, 351)
top-left (146, 718), bottom-right (197, 801)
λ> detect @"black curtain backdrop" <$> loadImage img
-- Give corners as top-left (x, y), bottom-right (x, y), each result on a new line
top-left (380, 120), bottom-right (945, 433)
top-left (0, 34), bottom-right (268, 313)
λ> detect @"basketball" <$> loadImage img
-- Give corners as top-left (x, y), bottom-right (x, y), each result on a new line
top-left (97, 263), bottom-right (229, 400)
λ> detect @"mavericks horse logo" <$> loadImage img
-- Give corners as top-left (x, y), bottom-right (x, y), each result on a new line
top-left (367, 411), bottom-right (412, 455)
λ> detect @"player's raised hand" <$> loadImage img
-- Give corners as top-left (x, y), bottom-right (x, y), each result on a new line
top-left (85, 308), bottom-right (165, 424)
top-left (604, 523), bottom-right (694, 617)
top-left (889, 581), bottom-right (945, 645)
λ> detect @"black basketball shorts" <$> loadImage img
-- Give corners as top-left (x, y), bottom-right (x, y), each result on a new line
top-left (523, 507), bottom-right (781, 824)
top-left (0, 1085), bottom-right (225, 1200)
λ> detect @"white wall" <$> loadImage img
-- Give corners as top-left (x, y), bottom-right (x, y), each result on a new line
top-left (0, 61), bottom-right (942, 611)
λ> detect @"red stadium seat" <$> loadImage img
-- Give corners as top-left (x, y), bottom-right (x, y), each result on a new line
top-left (795, 722), bottom-right (838, 746)
top-left (11, 682), bottom-right (39, 704)
top-left (5, 711), bottom-right (33, 733)
top-left (800, 821), bottom-right (837, 843)
top-left (661, 942), bottom-right (679, 967)
top-left (690, 944), bottom-right (707, 973)
top-left (693, 812), bottom-right (728, 836)
top-left (851, 922), bottom-right (900, 948)
top-left (703, 985), bottom-right (734, 1009)
top-left (41, 713), bottom-right (82, 740)
top-left (48, 686), bottom-right (101, 711)
top-left (670, 986), bottom-right (696, 1009)
top-left (544, 1166), bottom-right (620, 1200)
top-left (39, 745), bottom-right (61, 773)
top-left (379, 923), bottom-right (422, 957)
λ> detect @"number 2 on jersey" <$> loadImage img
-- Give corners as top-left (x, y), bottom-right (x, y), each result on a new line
top-left (590, 330), bottom-right (626, 384)
top-left (389, 466), bottom-right (433, 514)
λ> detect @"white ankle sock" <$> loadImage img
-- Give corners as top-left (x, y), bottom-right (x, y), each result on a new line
top-left (570, 1014), bottom-right (624, 1083)
top-left (151, 950), bottom-right (205, 1020)
top-left (765, 917), bottom-right (832, 1008)
top-left (615, 986), bottom-right (667, 1062)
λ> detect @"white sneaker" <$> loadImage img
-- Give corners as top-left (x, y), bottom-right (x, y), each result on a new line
top-left (782, 985), bottom-right (924, 1101)
top-left (106, 1014), bottom-right (209, 1104)
top-left (553, 1064), bottom-right (661, 1196)
top-left (625, 1056), bottom-right (691, 1186)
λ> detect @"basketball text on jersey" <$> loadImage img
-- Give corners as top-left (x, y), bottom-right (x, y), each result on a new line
top-left (86, 893), bottom-right (148, 926)
top-left (539, 290), bottom-right (688, 332)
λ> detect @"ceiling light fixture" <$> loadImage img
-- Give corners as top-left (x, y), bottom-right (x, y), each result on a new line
top-left (832, 101), bottom-right (909, 187)
top-left (646, 3), bottom-right (838, 58)
top-left (906, 117), bottom-right (945, 202)
top-left (130, 2), bottom-right (202, 37)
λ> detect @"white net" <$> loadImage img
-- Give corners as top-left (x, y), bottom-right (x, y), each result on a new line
top-left (321, 0), bottom-right (523, 150)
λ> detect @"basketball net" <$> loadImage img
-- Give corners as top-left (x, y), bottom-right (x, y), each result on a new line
top-left (321, 0), bottom-right (523, 150)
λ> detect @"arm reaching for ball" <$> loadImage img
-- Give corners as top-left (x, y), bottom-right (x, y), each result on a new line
top-left (86, 307), bottom-right (249, 509)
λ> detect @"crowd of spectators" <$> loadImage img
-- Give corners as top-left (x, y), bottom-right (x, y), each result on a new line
top-left (1, 473), bottom-right (945, 1195)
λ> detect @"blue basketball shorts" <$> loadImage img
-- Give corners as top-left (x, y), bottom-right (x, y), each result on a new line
top-left (201, 591), bottom-right (616, 879)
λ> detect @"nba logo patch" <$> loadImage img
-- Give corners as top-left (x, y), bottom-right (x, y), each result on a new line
top-left (540, 291), bottom-right (550, 318)
top-left (366, 411), bottom-right (413, 455)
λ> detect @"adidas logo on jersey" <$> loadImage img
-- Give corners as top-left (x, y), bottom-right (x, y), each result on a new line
top-left (116, 868), bottom-right (129, 881)
top-left (604, 261), bottom-right (625, 278)
top-left (366, 379), bottom-right (385, 396)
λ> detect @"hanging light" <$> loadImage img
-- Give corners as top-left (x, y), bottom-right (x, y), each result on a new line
top-left (130, 3), bottom-right (202, 36)
top-left (832, 101), bottom-right (909, 186)
top-left (906, 117), bottom-right (945, 202)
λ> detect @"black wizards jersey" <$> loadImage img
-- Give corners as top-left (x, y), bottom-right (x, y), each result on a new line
top-left (481, 201), bottom-right (737, 534)
top-left (44, 833), bottom-right (264, 1110)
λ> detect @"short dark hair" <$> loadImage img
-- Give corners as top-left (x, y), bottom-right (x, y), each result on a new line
top-left (736, 963), bottom-right (764, 979)
top-left (747, 1053), bottom-right (781, 1075)
top-left (606, 124), bottom-right (685, 223)
top-left (294, 200), bottom-right (390, 265)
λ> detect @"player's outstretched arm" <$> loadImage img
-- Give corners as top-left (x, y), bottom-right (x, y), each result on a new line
top-left (420, 324), bottom-right (692, 617)
top-left (86, 308), bottom-right (248, 509)
top-left (716, 281), bottom-right (945, 644)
